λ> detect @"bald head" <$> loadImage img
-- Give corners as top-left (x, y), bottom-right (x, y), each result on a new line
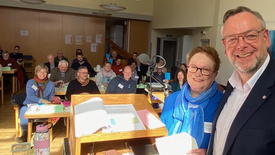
top-left (123, 66), bottom-right (133, 81)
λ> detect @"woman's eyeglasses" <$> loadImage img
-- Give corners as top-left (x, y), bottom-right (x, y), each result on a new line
top-left (187, 65), bottom-right (213, 76)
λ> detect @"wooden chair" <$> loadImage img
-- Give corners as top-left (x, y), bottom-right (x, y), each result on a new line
top-left (0, 76), bottom-right (4, 104)
top-left (14, 104), bottom-right (21, 137)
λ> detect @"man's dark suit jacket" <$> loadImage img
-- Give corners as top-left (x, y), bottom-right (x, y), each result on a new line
top-left (208, 57), bottom-right (275, 155)
top-left (44, 62), bottom-right (58, 73)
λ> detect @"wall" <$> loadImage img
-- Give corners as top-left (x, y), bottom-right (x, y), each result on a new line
top-left (0, 7), bottom-right (106, 67)
top-left (1, 0), bottom-right (153, 21)
top-left (127, 20), bottom-right (149, 55)
top-left (152, 0), bottom-right (217, 29)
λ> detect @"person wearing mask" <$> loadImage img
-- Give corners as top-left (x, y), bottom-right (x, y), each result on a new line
top-left (208, 6), bottom-right (275, 155)
top-left (161, 46), bottom-right (223, 155)
top-left (65, 66), bottom-right (99, 101)
top-left (95, 62), bottom-right (116, 87)
top-left (106, 66), bottom-right (137, 94)
top-left (50, 60), bottom-right (76, 87)
top-left (15, 64), bottom-right (55, 142)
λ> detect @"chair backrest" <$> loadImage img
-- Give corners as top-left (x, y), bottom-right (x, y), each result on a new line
top-left (11, 92), bottom-right (27, 108)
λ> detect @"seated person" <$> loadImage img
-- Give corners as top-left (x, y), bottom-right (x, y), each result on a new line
top-left (0, 51), bottom-right (24, 88)
top-left (72, 49), bottom-right (88, 64)
top-left (161, 46), bottom-right (223, 153)
top-left (179, 63), bottom-right (187, 72)
top-left (50, 60), bottom-right (76, 87)
top-left (10, 45), bottom-right (24, 63)
top-left (54, 50), bottom-right (69, 64)
top-left (148, 67), bottom-right (165, 83)
top-left (65, 66), bottom-right (100, 101)
top-left (112, 57), bottom-right (124, 75)
top-left (130, 61), bottom-right (139, 82)
top-left (128, 52), bottom-right (138, 65)
top-left (106, 66), bottom-right (137, 94)
top-left (16, 64), bottom-right (55, 142)
top-left (44, 53), bottom-right (58, 74)
top-left (71, 52), bottom-right (96, 77)
top-left (95, 62), bottom-right (116, 87)
top-left (136, 58), bottom-right (148, 82)
top-left (106, 50), bottom-right (118, 66)
top-left (171, 69), bottom-right (187, 92)
top-left (153, 59), bottom-right (167, 73)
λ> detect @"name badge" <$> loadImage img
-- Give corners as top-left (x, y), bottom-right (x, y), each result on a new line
top-left (204, 122), bottom-right (212, 133)
top-left (135, 76), bottom-right (139, 79)
top-left (32, 85), bottom-right (38, 90)
top-left (119, 69), bottom-right (123, 72)
top-left (7, 63), bottom-right (12, 66)
top-left (118, 83), bottom-right (124, 89)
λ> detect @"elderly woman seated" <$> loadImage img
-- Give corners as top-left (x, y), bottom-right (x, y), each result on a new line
top-left (16, 64), bottom-right (55, 142)
top-left (161, 46), bottom-right (223, 155)
top-left (95, 62), bottom-right (116, 88)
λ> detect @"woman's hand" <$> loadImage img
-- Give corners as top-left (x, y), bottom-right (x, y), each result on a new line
top-left (41, 99), bottom-right (51, 105)
top-left (186, 149), bottom-right (207, 155)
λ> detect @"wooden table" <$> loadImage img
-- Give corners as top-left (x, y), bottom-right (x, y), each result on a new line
top-left (3, 69), bottom-right (18, 95)
top-left (24, 105), bottom-right (70, 142)
top-left (54, 86), bottom-right (106, 96)
top-left (69, 94), bottom-right (167, 155)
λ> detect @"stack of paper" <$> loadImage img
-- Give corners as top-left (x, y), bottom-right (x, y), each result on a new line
top-left (155, 132), bottom-right (198, 155)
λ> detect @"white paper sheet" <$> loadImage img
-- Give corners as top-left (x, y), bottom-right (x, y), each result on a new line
top-left (156, 132), bottom-right (198, 155)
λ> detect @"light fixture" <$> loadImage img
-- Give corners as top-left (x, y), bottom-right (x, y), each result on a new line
top-left (100, 3), bottom-right (126, 11)
top-left (20, 0), bottom-right (46, 4)
top-left (92, 11), bottom-right (112, 17)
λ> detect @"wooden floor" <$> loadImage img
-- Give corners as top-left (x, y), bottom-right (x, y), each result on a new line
top-left (0, 87), bottom-right (66, 154)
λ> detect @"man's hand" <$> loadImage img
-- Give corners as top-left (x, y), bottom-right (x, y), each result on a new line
top-left (186, 149), bottom-right (207, 155)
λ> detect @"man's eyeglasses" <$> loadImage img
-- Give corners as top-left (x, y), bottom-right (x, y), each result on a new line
top-left (187, 65), bottom-right (213, 76)
top-left (222, 29), bottom-right (265, 48)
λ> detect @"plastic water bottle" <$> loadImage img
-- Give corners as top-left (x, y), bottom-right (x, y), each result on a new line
top-left (34, 123), bottom-right (52, 155)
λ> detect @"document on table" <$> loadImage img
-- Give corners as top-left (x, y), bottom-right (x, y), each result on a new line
top-left (137, 109), bottom-right (165, 129)
top-left (74, 97), bottom-right (111, 137)
top-left (74, 97), bottom-right (145, 137)
top-left (26, 104), bottom-right (64, 114)
top-left (155, 132), bottom-right (198, 155)
top-left (102, 104), bottom-right (146, 133)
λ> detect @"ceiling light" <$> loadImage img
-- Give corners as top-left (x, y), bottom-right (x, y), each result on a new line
top-left (92, 11), bottom-right (112, 17)
top-left (100, 3), bottom-right (126, 11)
top-left (20, 0), bottom-right (46, 4)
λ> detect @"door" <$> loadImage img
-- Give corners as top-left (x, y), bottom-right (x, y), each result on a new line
top-left (157, 37), bottom-right (178, 72)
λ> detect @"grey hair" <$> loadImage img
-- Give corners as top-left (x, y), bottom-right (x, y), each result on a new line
top-left (221, 6), bottom-right (266, 35)
top-left (58, 60), bottom-right (69, 67)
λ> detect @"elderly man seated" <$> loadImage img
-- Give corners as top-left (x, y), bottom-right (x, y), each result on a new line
top-left (44, 53), bottom-right (58, 74)
top-left (65, 66), bottom-right (100, 100)
top-left (105, 66), bottom-right (137, 94)
top-left (95, 62), bottom-right (116, 87)
top-left (0, 51), bottom-right (24, 88)
top-left (50, 60), bottom-right (76, 87)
